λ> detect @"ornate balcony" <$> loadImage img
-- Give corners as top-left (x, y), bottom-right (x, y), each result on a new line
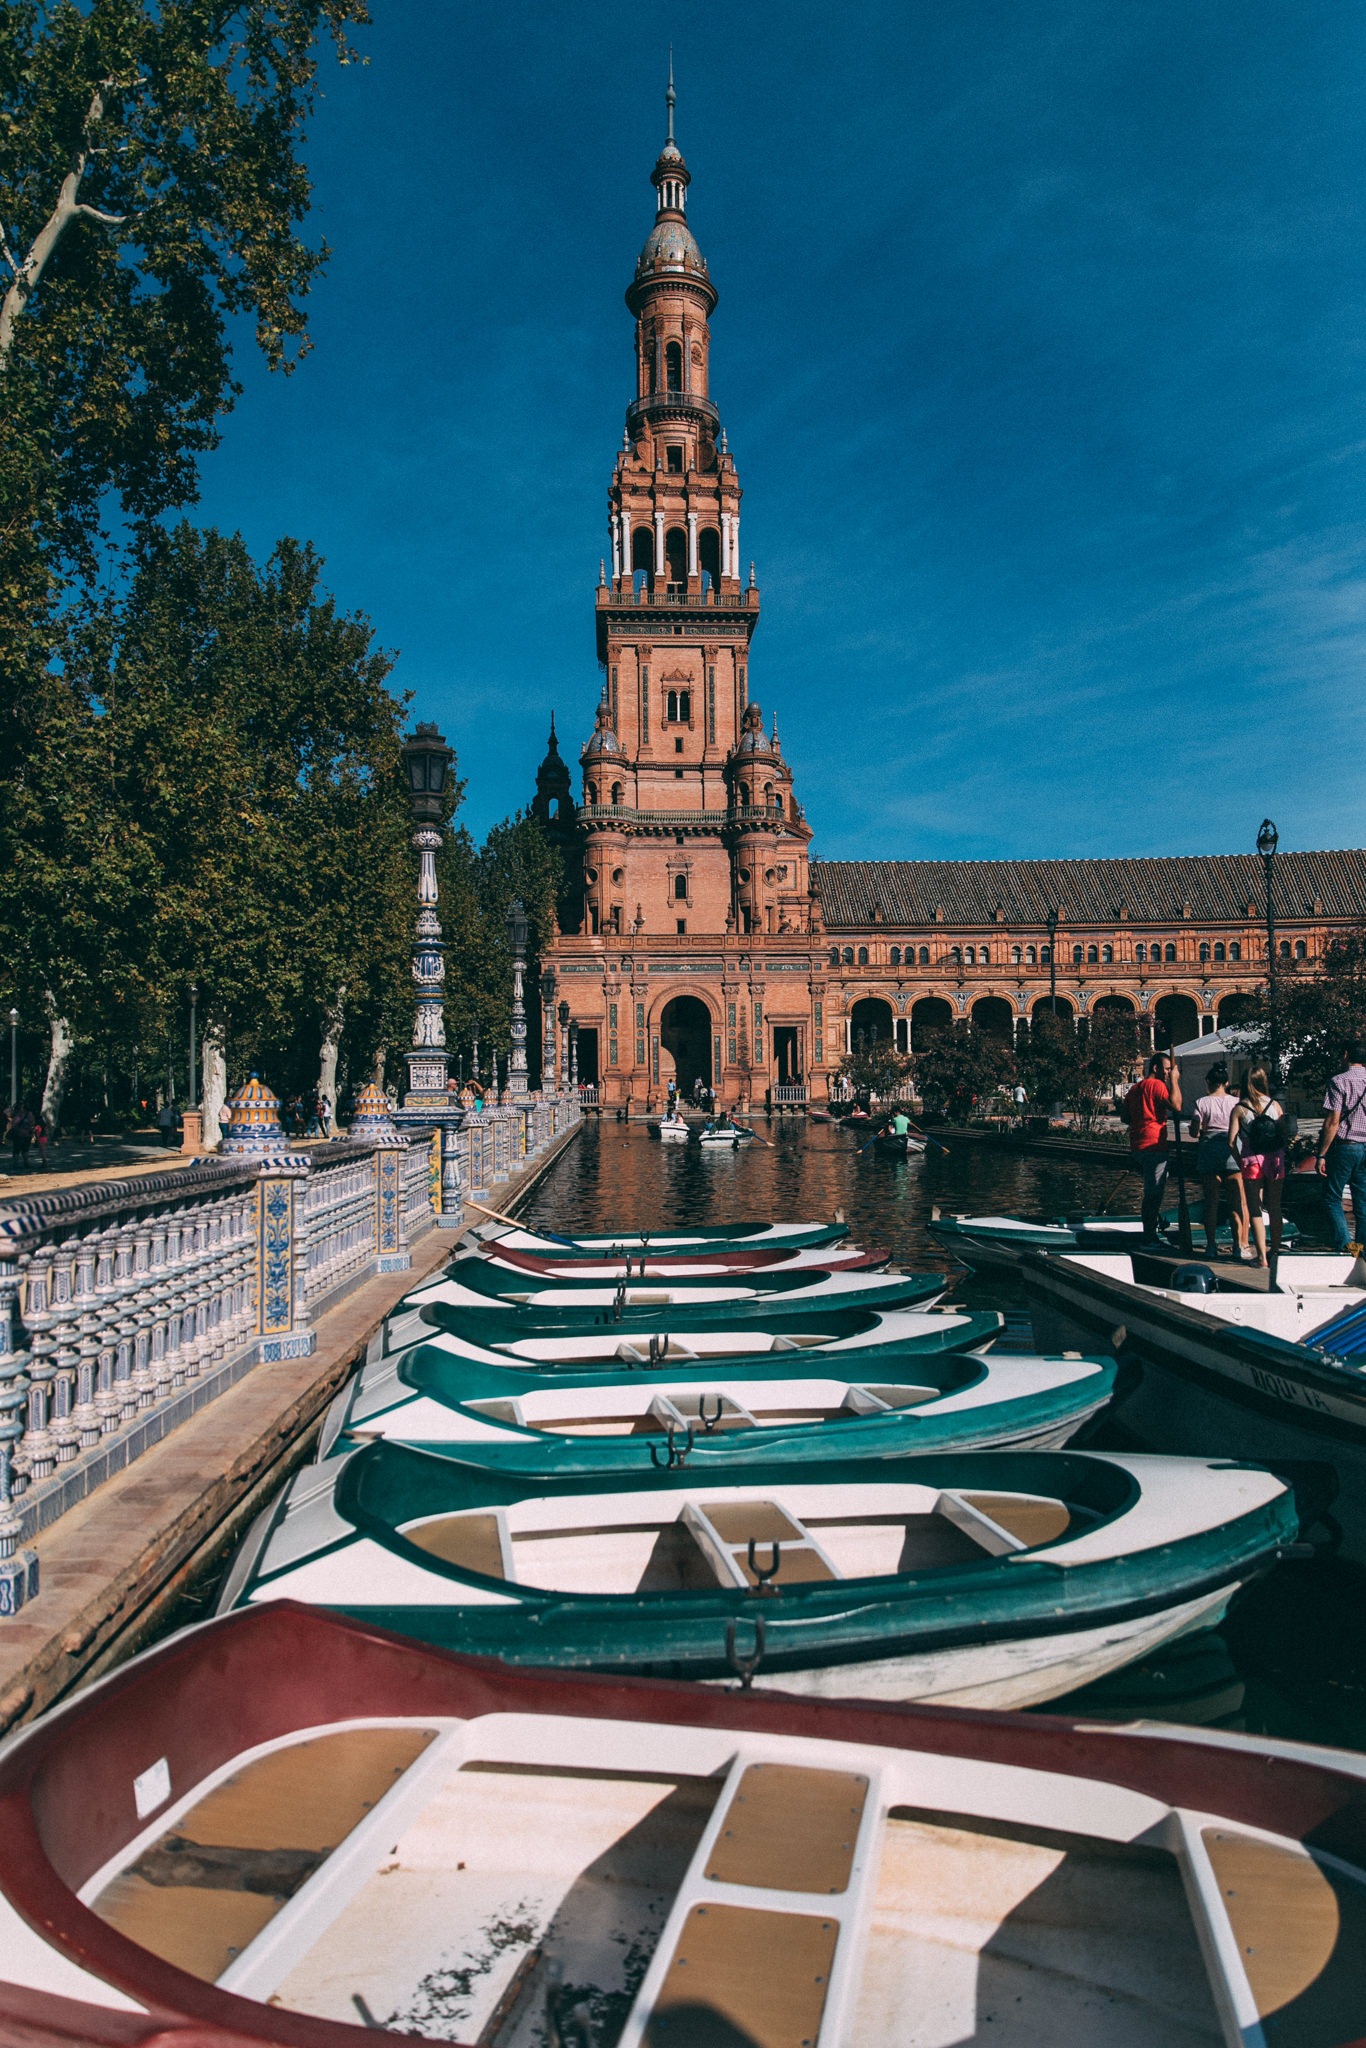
top-left (625, 390), bottom-right (720, 435)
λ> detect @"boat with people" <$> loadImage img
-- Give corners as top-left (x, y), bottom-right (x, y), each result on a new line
top-left (929, 1205), bottom-right (1299, 1276)
top-left (652, 1111), bottom-right (690, 1140)
top-left (696, 1118), bottom-right (756, 1148)
top-left (219, 1442), bottom-right (1295, 1709)
top-left (312, 1346), bottom-right (1116, 1470)
top-left (9, 1597), bottom-right (1366, 2048)
top-left (873, 1130), bottom-right (927, 1159)
top-left (1023, 1246), bottom-right (1366, 1564)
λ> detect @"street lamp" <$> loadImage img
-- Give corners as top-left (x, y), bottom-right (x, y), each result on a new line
top-left (1046, 911), bottom-right (1059, 1016)
top-left (399, 722), bottom-right (455, 1108)
top-left (569, 1019), bottom-right (579, 1090)
top-left (7, 1010), bottom-right (17, 1110)
top-left (506, 898), bottom-right (530, 1091)
top-left (402, 722), bottom-right (454, 823)
top-left (1257, 818), bottom-right (1279, 1084)
top-left (558, 1000), bottom-right (570, 1090)
top-left (188, 983), bottom-right (198, 1110)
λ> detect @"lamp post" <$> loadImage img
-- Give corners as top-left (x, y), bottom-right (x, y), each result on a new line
top-left (1257, 818), bottom-right (1280, 1084)
top-left (400, 722), bottom-right (455, 1104)
top-left (7, 1011), bottom-right (16, 1111)
top-left (188, 983), bottom-right (198, 1110)
top-left (394, 721), bottom-right (466, 1228)
top-left (1046, 911), bottom-right (1059, 1017)
top-left (569, 1019), bottom-right (579, 1091)
top-left (558, 1001), bottom-right (570, 1091)
top-left (507, 898), bottom-right (529, 1093)
top-left (540, 969), bottom-right (557, 1091)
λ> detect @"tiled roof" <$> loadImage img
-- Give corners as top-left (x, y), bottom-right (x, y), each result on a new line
top-left (810, 851), bottom-right (1366, 931)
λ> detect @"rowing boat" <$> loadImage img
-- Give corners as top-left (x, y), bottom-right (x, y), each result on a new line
top-left (314, 1346), bottom-right (1115, 1468)
top-left (929, 1209), bottom-right (1299, 1276)
top-left (8, 1599), bottom-right (1366, 2046)
top-left (220, 1443), bottom-right (1294, 1709)
top-left (481, 1239), bottom-right (891, 1277)
top-left (1023, 1247), bottom-right (1366, 1563)
top-left (403, 1267), bottom-right (950, 1344)
top-left (487, 1218), bottom-right (842, 1257)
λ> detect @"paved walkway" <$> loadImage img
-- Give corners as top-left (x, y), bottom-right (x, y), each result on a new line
top-left (0, 1122), bottom-right (580, 1734)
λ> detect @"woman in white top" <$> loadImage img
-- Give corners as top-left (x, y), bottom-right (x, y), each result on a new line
top-left (1230, 1067), bottom-right (1286, 1268)
top-left (1194, 1063), bottom-right (1249, 1260)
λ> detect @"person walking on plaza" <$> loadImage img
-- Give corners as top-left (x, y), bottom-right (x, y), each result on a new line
top-left (8, 1104), bottom-right (33, 1171)
top-left (1124, 1051), bottom-right (1183, 1243)
top-left (1315, 1041), bottom-right (1366, 1252)
top-left (1193, 1062), bottom-right (1248, 1260)
top-left (1012, 1081), bottom-right (1027, 1130)
top-left (156, 1098), bottom-right (177, 1148)
top-left (30, 1109), bottom-right (49, 1171)
top-left (1230, 1068), bottom-right (1287, 1269)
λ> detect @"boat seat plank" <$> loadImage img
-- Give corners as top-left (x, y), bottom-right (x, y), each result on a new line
top-left (734, 1545), bottom-right (837, 1587)
top-left (405, 1511), bottom-right (511, 1580)
top-left (93, 1727), bottom-right (436, 1982)
top-left (705, 1504), bottom-right (807, 1546)
top-left (645, 1902), bottom-right (838, 2048)
top-left (1203, 1828), bottom-right (1356, 2027)
top-left (706, 1764), bottom-right (868, 1895)
top-left (960, 1493), bottom-right (1072, 1548)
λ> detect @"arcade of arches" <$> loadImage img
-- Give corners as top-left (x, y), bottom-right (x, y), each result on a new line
top-left (532, 81), bottom-right (1366, 1109)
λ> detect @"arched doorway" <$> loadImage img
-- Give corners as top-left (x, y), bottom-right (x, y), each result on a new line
top-left (1093, 994), bottom-right (1136, 1019)
top-left (851, 997), bottom-right (895, 1051)
top-left (972, 996), bottom-right (1014, 1040)
top-left (1154, 992), bottom-right (1200, 1048)
top-left (660, 995), bottom-right (712, 1096)
top-left (911, 996), bottom-right (954, 1049)
top-left (1031, 995), bottom-right (1074, 1022)
top-left (1217, 992), bottom-right (1260, 1030)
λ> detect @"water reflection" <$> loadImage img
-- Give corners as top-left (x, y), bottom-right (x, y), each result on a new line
top-left (525, 1119), bottom-right (1366, 1750)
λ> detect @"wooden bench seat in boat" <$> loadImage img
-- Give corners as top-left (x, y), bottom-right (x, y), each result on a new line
top-left (403, 1508), bottom-right (514, 1579)
top-left (90, 1727), bottom-right (437, 1983)
top-left (683, 1500), bottom-right (842, 1588)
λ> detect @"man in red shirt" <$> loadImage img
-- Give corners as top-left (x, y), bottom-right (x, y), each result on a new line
top-left (1125, 1051), bottom-right (1183, 1243)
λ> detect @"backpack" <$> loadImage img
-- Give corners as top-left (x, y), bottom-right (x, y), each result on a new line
top-left (1240, 1103), bottom-right (1283, 1153)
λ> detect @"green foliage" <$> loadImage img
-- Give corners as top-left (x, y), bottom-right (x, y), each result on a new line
top-left (441, 811), bottom-right (563, 1086)
top-left (835, 1036), bottom-right (914, 1106)
top-left (1238, 926), bottom-right (1366, 1092)
top-left (913, 1023), bottom-right (1016, 1116)
top-left (0, 522), bottom-right (414, 1096)
top-left (0, 0), bottom-right (370, 637)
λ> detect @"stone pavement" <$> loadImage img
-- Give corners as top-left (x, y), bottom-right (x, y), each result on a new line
top-left (0, 1120), bottom-right (580, 1734)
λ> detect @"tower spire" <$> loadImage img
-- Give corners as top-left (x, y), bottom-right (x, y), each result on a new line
top-left (666, 48), bottom-right (675, 144)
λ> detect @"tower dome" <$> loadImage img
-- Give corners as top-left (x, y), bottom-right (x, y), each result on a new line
top-left (581, 690), bottom-right (623, 759)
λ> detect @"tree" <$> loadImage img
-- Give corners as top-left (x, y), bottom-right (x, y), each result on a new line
top-left (1018, 1010), bottom-right (1079, 1112)
top-left (1238, 925), bottom-right (1366, 1094)
top-left (1072, 1010), bottom-right (1142, 1126)
top-left (0, 524), bottom-right (413, 1127)
top-left (912, 1023), bottom-right (1016, 1118)
top-left (437, 812), bottom-right (563, 1088)
top-left (1, 0), bottom-right (370, 634)
top-left (836, 1035), bottom-right (914, 1107)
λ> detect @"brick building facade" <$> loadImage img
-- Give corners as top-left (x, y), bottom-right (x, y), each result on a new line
top-left (534, 90), bottom-right (1366, 1108)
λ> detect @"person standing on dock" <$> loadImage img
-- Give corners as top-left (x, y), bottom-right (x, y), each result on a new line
top-left (1316, 1041), bottom-right (1366, 1252)
top-left (1124, 1052), bottom-right (1183, 1243)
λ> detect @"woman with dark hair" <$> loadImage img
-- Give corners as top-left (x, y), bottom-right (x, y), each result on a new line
top-left (1230, 1067), bottom-right (1286, 1268)
top-left (1194, 1062), bottom-right (1248, 1259)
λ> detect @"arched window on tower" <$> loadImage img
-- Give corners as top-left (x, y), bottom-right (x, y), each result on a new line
top-left (699, 527), bottom-right (720, 594)
top-left (587, 783), bottom-right (598, 807)
top-left (665, 526), bottom-right (687, 585)
top-left (1102, 944), bottom-right (1113, 962)
top-left (1164, 943), bottom-right (1177, 963)
top-left (1025, 945), bottom-right (1037, 964)
top-left (740, 783), bottom-right (751, 809)
top-left (1214, 942), bottom-right (1225, 961)
top-left (666, 340), bottom-right (683, 391)
top-left (842, 946), bottom-right (854, 965)
top-left (1086, 944), bottom-right (1098, 964)
top-left (1198, 942), bottom-right (1210, 962)
top-left (1295, 939), bottom-right (1307, 959)
top-left (610, 782), bottom-right (622, 808)
top-left (674, 874), bottom-right (687, 901)
top-left (1012, 944), bottom-right (1022, 964)
top-left (1135, 943), bottom-right (1147, 962)
top-left (1230, 942), bottom-right (1242, 961)
top-left (631, 523), bottom-right (652, 594)
top-left (829, 947), bottom-right (840, 966)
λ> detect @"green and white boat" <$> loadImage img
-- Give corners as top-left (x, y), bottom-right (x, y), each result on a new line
top-left (398, 1264), bottom-right (949, 1349)
top-left (486, 1218), bottom-right (845, 1258)
top-left (929, 1207), bottom-right (1299, 1276)
top-left (220, 1444), bottom-right (1294, 1709)
top-left (315, 1346), bottom-right (1116, 1469)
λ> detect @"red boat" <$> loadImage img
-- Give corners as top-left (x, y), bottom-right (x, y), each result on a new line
top-left (2, 1602), bottom-right (1365, 2046)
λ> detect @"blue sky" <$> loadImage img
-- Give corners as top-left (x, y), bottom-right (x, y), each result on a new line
top-left (192, 0), bottom-right (1366, 862)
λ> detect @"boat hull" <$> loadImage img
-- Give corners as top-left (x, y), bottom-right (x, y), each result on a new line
top-left (1024, 1251), bottom-right (1366, 1562)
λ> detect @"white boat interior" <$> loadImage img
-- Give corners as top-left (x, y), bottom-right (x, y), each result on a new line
top-left (484, 1310), bottom-right (995, 1367)
top-left (493, 1223), bottom-right (824, 1252)
top-left (255, 1462), bottom-right (1284, 1609)
top-left (1056, 1252), bottom-right (1366, 1346)
top-left (478, 1245), bottom-right (868, 1279)
top-left (337, 1356), bottom-right (1106, 1449)
top-left (400, 1267), bottom-right (934, 1319)
top-left (63, 1706), bottom-right (1366, 2046)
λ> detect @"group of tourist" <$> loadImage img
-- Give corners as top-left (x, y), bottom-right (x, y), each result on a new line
top-left (1126, 1041), bottom-right (1366, 1267)
top-left (2, 1102), bottom-right (49, 1171)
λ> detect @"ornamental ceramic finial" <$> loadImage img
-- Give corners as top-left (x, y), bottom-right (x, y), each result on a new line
top-left (666, 48), bottom-right (676, 143)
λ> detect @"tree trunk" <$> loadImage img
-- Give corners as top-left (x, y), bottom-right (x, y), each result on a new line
top-left (41, 1009), bottom-right (73, 1131)
top-left (201, 1019), bottom-right (228, 1148)
top-left (318, 985), bottom-right (346, 1130)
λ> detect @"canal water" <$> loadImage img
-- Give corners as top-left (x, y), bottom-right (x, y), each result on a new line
top-left (523, 1117), bottom-right (1366, 1751)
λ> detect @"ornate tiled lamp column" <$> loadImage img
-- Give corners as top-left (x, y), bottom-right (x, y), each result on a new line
top-left (508, 897), bottom-right (530, 1097)
top-left (394, 722), bottom-right (466, 1227)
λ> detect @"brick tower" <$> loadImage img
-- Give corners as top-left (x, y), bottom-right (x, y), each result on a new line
top-left (542, 72), bottom-right (818, 1110)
